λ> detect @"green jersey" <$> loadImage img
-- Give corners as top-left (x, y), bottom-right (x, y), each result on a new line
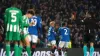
top-left (22, 15), bottom-right (29, 34)
top-left (20, 15), bottom-right (30, 40)
top-left (4, 7), bottom-right (23, 33)
top-left (22, 15), bottom-right (29, 27)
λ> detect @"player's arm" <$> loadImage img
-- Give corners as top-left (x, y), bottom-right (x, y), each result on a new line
top-left (22, 16), bottom-right (29, 27)
top-left (22, 16), bottom-right (34, 27)
top-left (23, 21), bottom-right (34, 27)
top-left (23, 22), bottom-right (29, 27)
top-left (68, 28), bottom-right (71, 40)
top-left (69, 28), bottom-right (71, 37)
top-left (23, 18), bottom-right (30, 27)
top-left (58, 27), bottom-right (61, 36)
top-left (68, 28), bottom-right (72, 48)
top-left (54, 31), bottom-right (57, 37)
top-left (48, 27), bottom-right (52, 36)
top-left (37, 17), bottom-right (43, 36)
top-left (4, 9), bottom-right (8, 34)
top-left (19, 10), bottom-right (23, 31)
top-left (51, 28), bottom-right (57, 36)
top-left (4, 9), bottom-right (8, 25)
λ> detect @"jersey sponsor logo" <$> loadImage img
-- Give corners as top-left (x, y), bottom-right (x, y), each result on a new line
top-left (9, 10), bottom-right (19, 13)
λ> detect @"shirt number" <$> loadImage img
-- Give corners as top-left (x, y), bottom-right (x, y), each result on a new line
top-left (31, 19), bottom-right (37, 26)
top-left (64, 29), bottom-right (68, 35)
top-left (11, 13), bottom-right (17, 22)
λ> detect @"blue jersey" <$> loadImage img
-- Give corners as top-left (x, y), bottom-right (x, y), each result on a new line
top-left (28, 16), bottom-right (42, 36)
top-left (47, 26), bottom-right (56, 41)
top-left (59, 27), bottom-right (70, 42)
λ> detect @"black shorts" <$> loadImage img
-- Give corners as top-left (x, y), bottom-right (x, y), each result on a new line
top-left (84, 33), bottom-right (95, 43)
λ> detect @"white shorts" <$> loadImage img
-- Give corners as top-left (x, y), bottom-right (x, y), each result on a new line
top-left (28, 35), bottom-right (38, 43)
top-left (59, 41), bottom-right (71, 48)
top-left (48, 40), bottom-right (56, 46)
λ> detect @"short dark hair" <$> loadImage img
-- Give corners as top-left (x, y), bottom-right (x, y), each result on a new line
top-left (62, 22), bottom-right (66, 27)
top-left (26, 9), bottom-right (35, 15)
top-left (11, 0), bottom-right (17, 6)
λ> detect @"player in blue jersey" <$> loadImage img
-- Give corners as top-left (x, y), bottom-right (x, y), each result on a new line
top-left (28, 10), bottom-right (42, 52)
top-left (47, 21), bottom-right (57, 56)
top-left (58, 22), bottom-right (71, 56)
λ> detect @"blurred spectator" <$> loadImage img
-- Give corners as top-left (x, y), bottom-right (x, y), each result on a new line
top-left (0, 19), bottom-right (4, 48)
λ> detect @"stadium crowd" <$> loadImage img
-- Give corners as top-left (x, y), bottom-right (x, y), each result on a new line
top-left (0, 0), bottom-right (100, 48)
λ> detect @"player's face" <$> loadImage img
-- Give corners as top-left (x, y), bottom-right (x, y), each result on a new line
top-left (65, 23), bottom-right (67, 27)
top-left (27, 14), bottom-right (33, 18)
top-left (52, 23), bottom-right (55, 27)
top-left (55, 24), bottom-right (59, 29)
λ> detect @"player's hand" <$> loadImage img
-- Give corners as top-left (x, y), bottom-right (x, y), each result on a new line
top-left (29, 23), bottom-right (33, 26)
top-left (41, 34), bottom-right (43, 38)
top-left (31, 21), bottom-right (35, 25)
top-left (38, 39), bottom-right (40, 43)
top-left (20, 31), bottom-right (24, 34)
top-left (40, 34), bottom-right (43, 39)
top-left (29, 21), bottom-right (35, 26)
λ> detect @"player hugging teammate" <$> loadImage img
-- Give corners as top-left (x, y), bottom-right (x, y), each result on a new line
top-left (28, 9), bottom-right (42, 53)
top-left (47, 21), bottom-right (71, 56)
top-left (19, 8), bottom-right (42, 56)
top-left (19, 9), bottom-right (35, 56)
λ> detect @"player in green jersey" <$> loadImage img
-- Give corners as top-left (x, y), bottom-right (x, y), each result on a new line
top-left (4, 1), bottom-right (23, 56)
top-left (19, 9), bottom-right (35, 56)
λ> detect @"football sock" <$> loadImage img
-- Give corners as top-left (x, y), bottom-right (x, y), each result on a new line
top-left (90, 46), bottom-right (94, 56)
top-left (32, 44), bottom-right (36, 53)
top-left (51, 48), bottom-right (55, 54)
top-left (51, 46), bottom-right (56, 54)
top-left (6, 44), bottom-right (10, 56)
top-left (19, 45), bottom-right (23, 56)
top-left (26, 46), bottom-right (31, 56)
top-left (83, 46), bottom-right (87, 56)
top-left (14, 44), bottom-right (18, 56)
top-left (58, 48), bottom-right (62, 55)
